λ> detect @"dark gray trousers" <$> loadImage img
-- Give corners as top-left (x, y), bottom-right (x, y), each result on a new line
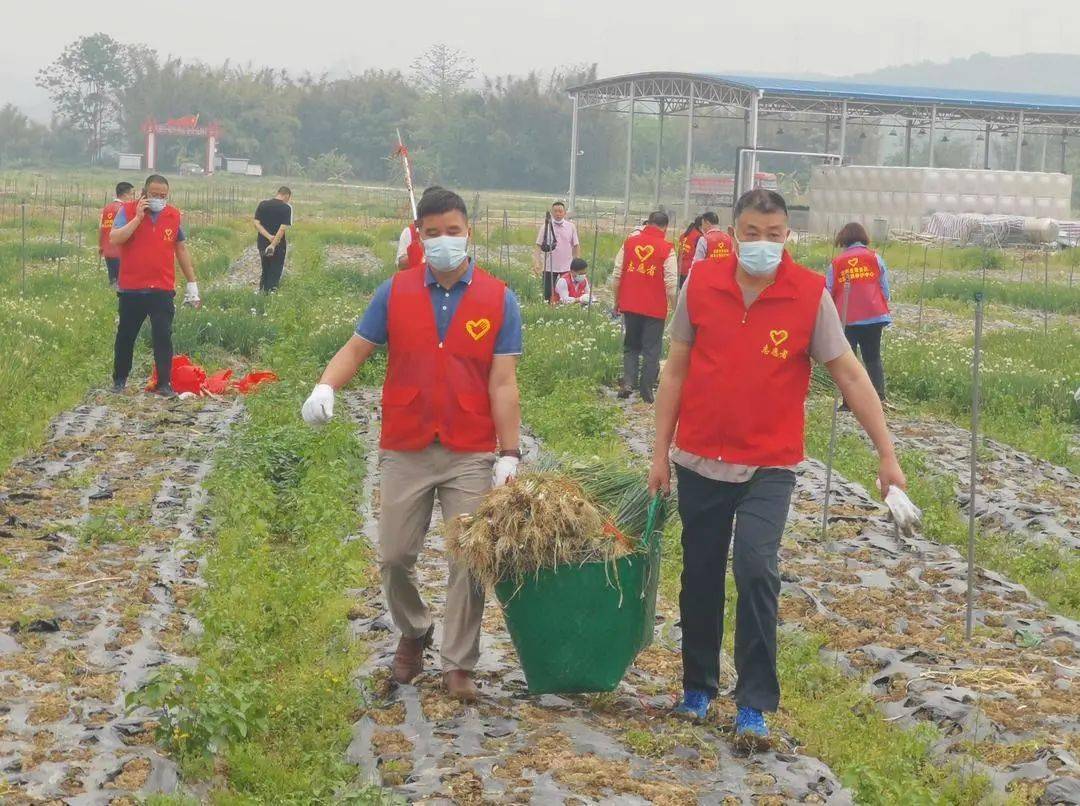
top-left (622, 312), bottom-right (664, 393)
top-left (675, 464), bottom-right (796, 711)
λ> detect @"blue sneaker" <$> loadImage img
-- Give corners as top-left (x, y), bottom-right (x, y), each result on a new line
top-left (735, 706), bottom-right (769, 743)
top-left (673, 689), bottom-right (711, 720)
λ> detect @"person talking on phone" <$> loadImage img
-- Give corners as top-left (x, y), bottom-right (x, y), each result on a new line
top-left (108, 174), bottom-right (201, 398)
top-left (254, 186), bottom-right (293, 291)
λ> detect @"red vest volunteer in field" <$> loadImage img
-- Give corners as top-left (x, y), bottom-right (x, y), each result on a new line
top-left (827, 222), bottom-right (893, 402)
top-left (690, 213), bottom-right (735, 272)
top-left (108, 175), bottom-right (201, 398)
top-left (302, 188), bottom-right (523, 704)
top-left (678, 218), bottom-right (703, 279)
top-left (648, 189), bottom-right (906, 738)
top-left (612, 212), bottom-right (678, 403)
top-left (99, 181), bottom-right (134, 287)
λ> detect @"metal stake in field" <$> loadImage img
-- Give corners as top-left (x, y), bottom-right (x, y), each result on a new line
top-left (588, 206), bottom-right (599, 318)
top-left (821, 281), bottom-right (852, 542)
top-left (917, 245), bottom-right (929, 331)
top-left (1043, 250), bottom-right (1050, 336)
top-left (20, 201), bottom-right (27, 292)
top-left (965, 292), bottom-right (985, 641)
top-left (76, 195), bottom-right (85, 274)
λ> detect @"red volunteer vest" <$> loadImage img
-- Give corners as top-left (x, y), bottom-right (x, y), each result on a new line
top-left (678, 229), bottom-right (702, 276)
top-left (676, 253), bottom-right (824, 466)
top-left (550, 272), bottom-right (587, 304)
top-left (381, 266), bottom-right (506, 453)
top-left (699, 229), bottom-right (735, 263)
top-left (99, 200), bottom-right (124, 259)
top-left (117, 202), bottom-right (182, 292)
top-left (830, 247), bottom-right (889, 324)
top-left (405, 223), bottom-right (425, 271)
top-left (618, 225), bottom-right (673, 319)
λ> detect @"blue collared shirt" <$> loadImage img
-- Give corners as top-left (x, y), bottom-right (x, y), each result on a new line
top-left (356, 262), bottom-right (523, 355)
top-left (825, 243), bottom-right (892, 326)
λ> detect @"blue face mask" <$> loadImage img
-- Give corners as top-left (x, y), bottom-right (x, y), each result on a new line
top-left (573, 274), bottom-right (587, 283)
top-left (147, 198), bottom-right (167, 214)
top-left (423, 235), bottom-right (469, 272)
top-left (735, 238), bottom-right (784, 276)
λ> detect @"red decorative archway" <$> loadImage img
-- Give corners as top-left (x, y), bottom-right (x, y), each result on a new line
top-left (141, 116), bottom-right (223, 174)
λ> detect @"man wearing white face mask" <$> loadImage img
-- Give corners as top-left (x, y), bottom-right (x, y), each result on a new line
top-left (647, 189), bottom-right (907, 740)
top-left (301, 188), bottom-right (522, 702)
top-left (109, 174), bottom-right (201, 397)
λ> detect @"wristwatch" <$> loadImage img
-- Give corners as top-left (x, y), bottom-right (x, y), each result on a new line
top-left (499, 449), bottom-right (522, 459)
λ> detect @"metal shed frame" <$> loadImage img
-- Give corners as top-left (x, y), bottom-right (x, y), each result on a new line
top-left (565, 71), bottom-right (1080, 216)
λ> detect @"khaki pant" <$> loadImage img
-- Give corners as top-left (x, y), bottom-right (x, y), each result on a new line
top-left (378, 445), bottom-right (494, 672)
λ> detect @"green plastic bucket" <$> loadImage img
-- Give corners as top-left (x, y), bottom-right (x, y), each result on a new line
top-left (494, 495), bottom-right (664, 694)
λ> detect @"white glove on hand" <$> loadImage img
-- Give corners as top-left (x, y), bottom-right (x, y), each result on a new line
top-left (885, 487), bottom-right (922, 537)
top-left (183, 282), bottom-right (200, 306)
top-left (493, 455), bottom-right (520, 487)
top-left (264, 244), bottom-right (276, 257)
top-left (301, 383), bottom-right (335, 426)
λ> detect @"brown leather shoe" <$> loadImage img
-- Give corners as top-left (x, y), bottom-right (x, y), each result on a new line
top-left (443, 670), bottom-right (479, 702)
top-left (391, 625), bottom-right (433, 684)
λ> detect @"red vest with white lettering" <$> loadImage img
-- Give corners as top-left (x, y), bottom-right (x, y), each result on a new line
top-left (117, 202), bottom-right (182, 292)
top-left (618, 225), bottom-right (673, 319)
top-left (698, 228), bottom-right (735, 263)
top-left (676, 253), bottom-right (824, 466)
top-left (830, 247), bottom-right (889, 324)
top-left (551, 272), bottom-right (588, 303)
top-left (99, 200), bottom-right (124, 259)
top-left (678, 228), bottom-right (702, 276)
top-left (405, 222), bottom-right (425, 271)
top-left (381, 265), bottom-right (505, 452)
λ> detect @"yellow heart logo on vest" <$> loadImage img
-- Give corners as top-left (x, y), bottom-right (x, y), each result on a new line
top-left (847, 257), bottom-right (860, 267)
top-left (634, 244), bottom-right (655, 262)
top-left (466, 319), bottom-right (492, 341)
top-left (770, 329), bottom-right (789, 346)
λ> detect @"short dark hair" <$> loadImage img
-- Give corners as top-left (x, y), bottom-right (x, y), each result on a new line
top-left (115, 181), bottom-right (134, 198)
top-left (570, 257), bottom-right (588, 272)
top-left (701, 211), bottom-right (720, 226)
top-left (416, 188), bottom-right (468, 223)
top-left (647, 210), bottom-right (669, 229)
top-left (277, 186), bottom-right (292, 197)
top-left (733, 189), bottom-right (787, 221)
top-left (421, 185), bottom-right (445, 198)
top-left (835, 222), bottom-right (870, 249)
top-left (144, 174), bottom-right (169, 188)
top-left (551, 201), bottom-right (566, 209)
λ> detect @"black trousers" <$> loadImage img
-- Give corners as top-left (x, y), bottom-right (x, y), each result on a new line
top-left (258, 239), bottom-right (287, 292)
top-left (622, 312), bottom-right (664, 393)
top-left (844, 322), bottom-right (886, 400)
top-left (678, 272), bottom-right (688, 290)
top-left (676, 464), bottom-right (796, 711)
top-left (104, 257), bottom-right (120, 285)
top-left (113, 291), bottom-right (175, 387)
top-left (542, 270), bottom-right (556, 301)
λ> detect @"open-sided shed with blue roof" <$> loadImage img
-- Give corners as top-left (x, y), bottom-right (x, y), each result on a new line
top-left (563, 71), bottom-right (1080, 215)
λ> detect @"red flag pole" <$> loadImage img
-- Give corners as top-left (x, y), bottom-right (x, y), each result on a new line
top-left (396, 129), bottom-right (417, 220)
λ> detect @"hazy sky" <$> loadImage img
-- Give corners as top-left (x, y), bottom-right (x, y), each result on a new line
top-left (4, 0), bottom-right (1080, 117)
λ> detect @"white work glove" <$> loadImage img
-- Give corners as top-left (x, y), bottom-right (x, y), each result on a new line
top-left (264, 244), bottom-right (276, 257)
top-left (301, 383), bottom-right (335, 426)
top-left (183, 282), bottom-right (200, 307)
top-left (885, 487), bottom-right (922, 537)
top-left (493, 455), bottom-right (520, 487)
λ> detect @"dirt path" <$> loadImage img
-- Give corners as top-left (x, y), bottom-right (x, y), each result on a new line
top-left (615, 397), bottom-right (1080, 802)
top-left (218, 244), bottom-right (263, 288)
top-left (0, 392), bottom-right (242, 804)
top-left (340, 388), bottom-right (853, 805)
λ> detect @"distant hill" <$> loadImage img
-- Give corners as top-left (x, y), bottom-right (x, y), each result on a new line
top-left (844, 52), bottom-right (1080, 97)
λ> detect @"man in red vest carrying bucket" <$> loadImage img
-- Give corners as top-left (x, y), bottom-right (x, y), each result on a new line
top-left (302, 188), bottom-right (523, 702)
top-left (109, 174), bottom-right (201, 397)
top-left (647, 189), bottom-right (906, 741)
top-left (612, 210), bottom-right (678, 403)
